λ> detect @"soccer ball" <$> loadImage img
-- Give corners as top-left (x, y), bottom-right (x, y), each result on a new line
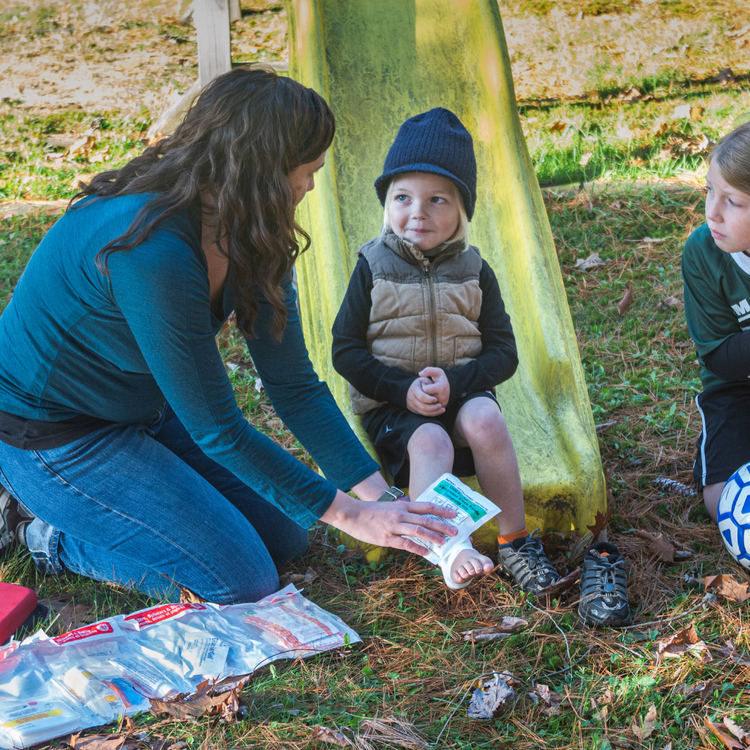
top-left (717, 463), bottom-right (750, 569)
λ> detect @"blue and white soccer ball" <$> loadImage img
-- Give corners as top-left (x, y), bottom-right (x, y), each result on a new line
top-left (717, 463), bottom-right (750, 569)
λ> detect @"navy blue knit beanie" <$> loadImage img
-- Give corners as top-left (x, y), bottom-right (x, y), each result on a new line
top-left (375, 108), bottom-right (477, 220)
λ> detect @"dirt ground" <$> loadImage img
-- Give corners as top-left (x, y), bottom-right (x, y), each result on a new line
top-left (0, 0), bottom-right (286, 118)
top-left (1, 1), bottom-right (747, 121)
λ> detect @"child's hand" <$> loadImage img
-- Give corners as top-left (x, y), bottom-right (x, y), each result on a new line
top-left (419, 367), bottom-right (450, 408)
top-left (407, 377), bottom-right (446, 416)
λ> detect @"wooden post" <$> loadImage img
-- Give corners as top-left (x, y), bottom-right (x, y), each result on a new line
top-left (229, 0), bottom-right (241, 23)
top-left (194, 0), bottom-right (232, 89)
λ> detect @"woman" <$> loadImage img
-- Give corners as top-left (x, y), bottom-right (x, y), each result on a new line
top-left (0, 67), bottom-right (457, 603)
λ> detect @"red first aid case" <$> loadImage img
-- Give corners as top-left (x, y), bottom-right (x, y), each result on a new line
top-left (0, 582), bottom-right (37, 643)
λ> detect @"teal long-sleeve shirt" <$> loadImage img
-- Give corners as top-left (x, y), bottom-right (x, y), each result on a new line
top-left (0, 193), bottom-right (378, 527)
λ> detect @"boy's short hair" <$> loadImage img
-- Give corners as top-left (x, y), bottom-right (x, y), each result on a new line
top-left (382, 175), bottom-right (470, 251)
top-left (710, 122), bottom-right (750, 196)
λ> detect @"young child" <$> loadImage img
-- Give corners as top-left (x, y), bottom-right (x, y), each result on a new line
top-left (331, 108), bottom-right (561, 594)
top-left (683, 121), bottom-right (750, 520)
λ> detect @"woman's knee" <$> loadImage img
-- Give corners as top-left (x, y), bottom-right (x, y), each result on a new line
top-left (407, 423), bottom-right (454, 463)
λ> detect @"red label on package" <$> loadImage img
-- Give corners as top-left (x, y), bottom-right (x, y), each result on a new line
top-left (124, 603), bottom-right (206, 629)
top-left (53, 621), bottom-right (115, 644)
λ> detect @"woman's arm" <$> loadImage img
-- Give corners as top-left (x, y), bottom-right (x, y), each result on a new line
top-left (245, 275), bottom-right (381, 492)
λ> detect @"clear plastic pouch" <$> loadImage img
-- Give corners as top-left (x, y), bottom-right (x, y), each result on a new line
top-left (121, 603), bottom-right (229, 688)
top-left (0, 650), bottom-right (91, 750)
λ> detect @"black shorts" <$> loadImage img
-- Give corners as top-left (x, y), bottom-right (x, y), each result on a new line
top-left (361, 391), bottom-right (498, 487)
top-left (694, 381), bottom-right (750, 488)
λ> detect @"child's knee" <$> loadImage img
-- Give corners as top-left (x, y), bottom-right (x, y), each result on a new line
top-left (408, 423), bottom-right (454, 462)
top-left (460, 401), bottom-right (510, 447)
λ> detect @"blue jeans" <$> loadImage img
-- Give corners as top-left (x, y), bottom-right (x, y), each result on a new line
top-left (0, 406), bottom-right (308, 603)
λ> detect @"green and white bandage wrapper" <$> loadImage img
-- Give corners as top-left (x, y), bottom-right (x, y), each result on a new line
top-left (406, 474), bottom-right (500, 590)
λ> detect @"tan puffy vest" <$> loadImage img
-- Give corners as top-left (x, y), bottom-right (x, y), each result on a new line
top-left (349, 233), bottom-right (484, 415)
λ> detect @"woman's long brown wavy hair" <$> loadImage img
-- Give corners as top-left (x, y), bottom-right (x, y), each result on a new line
top-left (75, 66), bottom-right (335, 339)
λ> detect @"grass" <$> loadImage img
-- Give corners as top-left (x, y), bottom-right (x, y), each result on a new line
top-left (2, 0), bottom-right (750, 748)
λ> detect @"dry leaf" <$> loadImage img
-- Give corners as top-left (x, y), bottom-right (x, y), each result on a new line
top-left (703, 574), bottom-right (750, 603)
top-left (587, 508), bottom-right (612, 538)
top-left (634, 530), bottom-right (690, 562)
top-left (656, 624), bottom-right (712, 662)
top-left (705, 718), bottom-right (745, 750)
top-left (579, 152), bottom-right (593, 166)
top-left (279, 566), bottom-right (319, 587)
top-left (536, 567), bottom-right (581, 599)
top-left (675, 680), bottom-right (714, 701)
top-left (630, 703), bottom-right (658, 740)
top-left (313, 726), bottom-right (351, 747)
top-left (717, 640), bottom-right (750, 667)
top-left (660, 295), bottom-right (684, 309)
top-left (549, 120), bottom-right (568, 133)
top-left (467, 673), bottom-right (516, 719)
top-left (724, 718), bottom-right (750, 744)
top-left (529, 684), bottom-right (564, 715)
top-left (460, 617), bottom-right (528, 642)
top-left (150, 681), bottom-right (240, 721)
top-left (690, 106), bottom-right (704, 121)
top-left (69, 735), bottom-right (125, 750)
top-left (617, 283), bottom-right (634, 316)
top-left (618, 85), bottom-right (641, 103)
top-left (716, 68), bottom-right (736, 84)
top-left (574, 252), bottom-right (608, 272)
top-left (179, 588), bottom-right (205, 604)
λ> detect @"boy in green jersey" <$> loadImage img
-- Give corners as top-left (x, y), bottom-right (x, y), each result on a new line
top-left (682, 122), bottom-right (750, 519)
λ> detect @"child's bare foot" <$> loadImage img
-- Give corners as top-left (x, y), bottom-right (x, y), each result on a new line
top-left (451, 547), bottom-right (494, 584)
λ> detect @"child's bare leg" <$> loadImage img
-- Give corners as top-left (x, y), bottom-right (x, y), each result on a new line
top-left (452, 398), bottom-right (526, 538)
top-left (703, 482), bottom-right (724, 522)
top-left (407, 424), bottom-right (493, 584)
top-left (453, 397), bottom-right (560, 593)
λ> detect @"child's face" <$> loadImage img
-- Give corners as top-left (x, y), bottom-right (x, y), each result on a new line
top-left (706, 160), bottom-right (750, 255)
top-left (388, 173), bottom-right (461, 252)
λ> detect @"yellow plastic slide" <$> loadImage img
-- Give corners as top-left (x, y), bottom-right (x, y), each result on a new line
top-left (287, 0), bottom-right (605, 545)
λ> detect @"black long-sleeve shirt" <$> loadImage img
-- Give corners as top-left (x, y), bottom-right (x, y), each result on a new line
top-left (332, 255), bottom-right (518, 410)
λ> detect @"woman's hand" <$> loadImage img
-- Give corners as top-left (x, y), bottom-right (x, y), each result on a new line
top-left (320, 490), bottom-right (457, 555)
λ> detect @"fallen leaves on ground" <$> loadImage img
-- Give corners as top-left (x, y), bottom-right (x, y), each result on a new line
top-left (675, 680), bottom-right (714, 702)
top-left (467, 672), bottom-right (517, 720)
top-left (179, 588), bottom-right (205, 604)
top-left (279, 566), bottom-right (319, 587)
top-left (536, 567), bottom-right (581, 599)
top-left (705, 717), bottom-right (747, 749)
top-left (656, 624), bottom-right (712, 663)
top-left (630, 703), bottom-right (658, 740)
top-left (703, 574), bottom-right (750, 602)
top-left (69, 734), bottom-right (129, 750)
top-left (633, 530), bottom-right (691, 563)
top-left (660, 295), bottom-right (684, 310)
top-left (617, 283), bottom-right (634, 316)
top-left (574, 252), bottom-right (608, 271)
top-left (460, 617), bottom-right (529, 642)
top-left (528, 684), bottom-right (564, 715)
top-left (587, 508), bottom-right (612, 538)
top-left (313, 726), bottom-right (351, 747)
top-left (149, 680), bottom-right (243, 722)
top-left (717, 639), bottom-right (750, 667)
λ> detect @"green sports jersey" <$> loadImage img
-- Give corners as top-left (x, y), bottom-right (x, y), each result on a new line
top-left (682, 223), bottom-right (750, 391)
